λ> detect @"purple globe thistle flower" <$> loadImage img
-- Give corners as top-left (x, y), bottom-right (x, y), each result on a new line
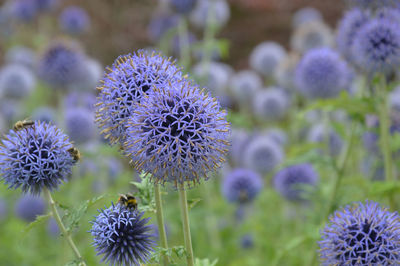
top-left (47, 217), bottom-right (60, 236)
top-left (240, 234), bottom-right (254, 249)
top-left (229, 128), bottom-right (251, 167)
top-left (336, 8), bottom-right (370, 63)
top-left (0, 197), bottom-right (8, 221)
top-left (14, 194), bottom-right (46, 222)
top-left (34, 0), bottom-right (59, 12)
top-left (273, 163), bottom-right (319, 201)
top-left (169, 0), bottom-right (197, 14)
top-left (243, 136), bottom-right (284, 174)
top-left (37, 40), bottom-right (86, 89)
top-left (292, 7), bottom-right (322, 29)
top-left (90, 203), bottom-right (155, 266)
top-left (5, 46), bottom-right (36, 69)
top-left (65, 108), bottom-right (95, 144)
top-left (124, 80), bottom-right (230, 188)
top-left (229, 70), bottom-right (262, 105)
top-left (11, 0), bottom-right (37, 22)
top-left (189, 0), bottom-right (230, 29)
top-left (67, 58), bottom-right (103, 91)
top-left (249, 41), bottom-right (287, 78)
top-left (95, 50), bottom-right (183, 146)
top-left (264, 128), bottom-right (288, 147)
top-left (222, 168), bottom-right (263, 204)
top-left (59, 6), bottom-right (90, 35)
top-left (32, 106), bottom-right (57, 124)
top-left (147, 11), bottom-right (180, 42)
top-left (290, 21), bottom-right (333, 54)
top-left (307, 123), bottom-right (344, 156)
top-left (64, 91), bottom-right (96, 111)
top-left (252, 87), bottom-right (290, 122)
top-left (352, 17), bottom-right (400, 74)
top-left (0, 64), bottom-right (36, 100)
top-left (192, 61), bottom-right (233, 96)
top-left (319, 201), bottom-right (400, 265)
top-left (295, 48), bottom-right (350, 99)
top-left (0, 121), bottom-right (76, 195)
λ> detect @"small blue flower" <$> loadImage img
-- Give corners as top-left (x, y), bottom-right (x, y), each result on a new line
top-left (124, 79), bottom-right (230, 188)
top-left (352, 17), bottom-right (400, 74)
top-left (295, 48), bottom-right (350, 99)
top-left (65, 107), bottom-right (95, 144)
top-left (95, 50), bottom-right (183, 145)
top-left (0, 64), bottom-right (36, 100)
top-left (273, 163), bottom-right (319, 201)
top-left (37, 40), bottom-right (86, 89)
top-left (11, 0), bottom-right (37, 22)
top-left (0, 121), bottom-right (76, 195)
top-left (59, 6), bottom-right (90, 35)
top-left (14, 194), bottom-right (46, 222)
top-left (319, 201), bottom-right (400, 265)
top-left (249, 41), bottom-right (286, 78)
top-left (90, 203), bottom-right (155, 266)
top-left (222, 168), bottom-right (263, 204)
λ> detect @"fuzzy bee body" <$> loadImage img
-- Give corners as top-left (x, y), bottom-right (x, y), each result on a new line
top-left (13, 120), bottom-right (34, 131)
top-left (118, 194), bottom-right (138, 211)
top-left (67, 147), bottom-right (81, 162)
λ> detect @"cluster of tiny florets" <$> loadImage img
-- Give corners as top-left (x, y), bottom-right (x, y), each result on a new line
top-left (95, 50), bottom-right (183, 145)
top-left (90, 203), bottom-right (155, 266)
top-left (319, 201), bottom-right (400, 265)
top-left (0, 121), bottom-right (76, 195)
top-left (124, 81), bottom-right (230, 188)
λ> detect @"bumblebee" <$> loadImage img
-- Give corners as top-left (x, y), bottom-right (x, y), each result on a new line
top-left (67, 147), bottom-right (81, 162)
top-left (13, 120), bottom-right (34, 131)
top-left (118, 194), bottom-right (138, 210)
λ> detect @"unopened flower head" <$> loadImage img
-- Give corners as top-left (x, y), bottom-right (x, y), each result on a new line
top-left (95, 50), bottom-right (183, 145)
top-left (0, 121), bottom-right (76, 195)
top-left (90, 203), bottom-right (155, 266)
top-left (319, 201), bottom-right (400, 265)
top-left (124, 80), bottom-right (230, 188)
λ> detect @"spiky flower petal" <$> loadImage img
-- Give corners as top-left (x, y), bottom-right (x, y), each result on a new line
top-left (124, 80), bottom-right (230, 188)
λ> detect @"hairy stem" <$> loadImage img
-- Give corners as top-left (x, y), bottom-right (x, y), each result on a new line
top-left (178, 186), bottom-right (194, 266)
top-left (44, 188), bottom-right (86, 266)
top-left (154, 184), bottom-right (169, 266)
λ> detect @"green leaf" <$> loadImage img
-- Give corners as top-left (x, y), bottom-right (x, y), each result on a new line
top-left (195, 258), bottom-right (219, 266)
top-left (62, 195), bottom-right (105, 232)
top-left (131, 173), bottom-right (156, 213)
top-left (22, 213), bottom-right (51, 234)
top-left (188, 198), bottom-right (202, 210)
top-left (172, 245), bottom-right (186, 259)
top-left (369, 181), bottom-right (400, 196)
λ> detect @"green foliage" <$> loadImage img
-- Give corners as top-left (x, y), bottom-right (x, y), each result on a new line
top-left (131, 173), bottom-right (156, 213)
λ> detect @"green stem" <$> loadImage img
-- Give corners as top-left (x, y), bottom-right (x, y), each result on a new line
top-left (377, 76), bottom-right (396, 209)
top-left (200, 0), bottom-right (217, 71)
top-left (154, 184), bottom-right (169, 266)
top-left (201, 182), bottom-right (222, 251)
top-left (178, 18), bottom-right (190, 69)
top-left (44, 188), bottom-right (86, 266)
top-left (178, 186), bottom-right (194, 266)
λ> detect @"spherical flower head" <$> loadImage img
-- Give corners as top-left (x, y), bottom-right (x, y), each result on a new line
top-left (37, 40), bottom-right (86, 89)
top-left (252, 87), bottom-right (289, 122)
top-left (0, 64), bottom-right (36, 100)
top-left (0, 121), bottom-right (76, 195)
top-left (291, 21), bottom-right (333, 54)
top-left (170, 0), bottom-right (197, 14)
top-left (95, 50), bottom-right (183, 146)
top-left (337, 8), bottom-right (370, 63)
top-left (11, 0), bottom-right (37, 22)
top-left (124, 80), bottom-right (230, 188)
top-left (295, 48), bottom-right (350, 99)
top-left (90, 203), bottom-right (155, 266)
top-left (192, 61), bottom-right (233, 96)
top-left (14, 194), bottom-right (46, 222)
top-left (59, 6), bottom-right (90, 35)
top-left (222, 168), bottom-right (263, 204)
top-left (319, 201), bottom-right (400, 265)
top-left (249, 41), bottom-right (287, 78)
top-left (273, 163), bottom-right (319, 201)
top-left (65, 107), bottom-right (95, 144)
top-left (264, 128), bottom-right (288, 147)
top-left (69, 58), bottom-right (102, 91)
top-left (229, 70), bottom-right (262, 105)
top-left (243, 136), bottom-right (284, 174)
top-left (189, 0), bottom-right (230, 29)
top-left (292, 7), bottom-right (323, 29)
top-left (5, 46), bottom-right (36, 69)
top-left (274, 53), bottom-right (299, 91)
top-left (352, 17), bottom-right (400, 74)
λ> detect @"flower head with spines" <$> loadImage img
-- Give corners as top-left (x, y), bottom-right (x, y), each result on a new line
top-left (0, 121), bottom-right (76, 195)
top-left (319, 201), bottom-right (400, 265)
top-left (124, 79), bottom-right (230, 189)
top-left (90, 203), bottom-right (155, 266)
top-left (95, 50), bottom-right (183, 146)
